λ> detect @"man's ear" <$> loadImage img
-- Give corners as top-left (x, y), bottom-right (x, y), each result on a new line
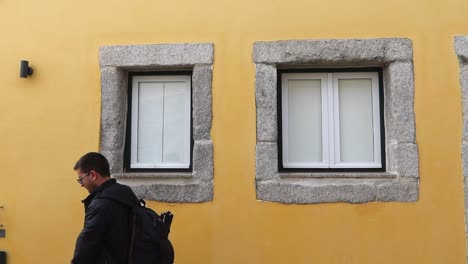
top-left (90, 170), bottom-right (98, 180)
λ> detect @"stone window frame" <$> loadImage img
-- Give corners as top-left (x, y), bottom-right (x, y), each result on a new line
top-left (99, 43), bottom-right (214, 203)
top-left (454, 36), bottom-right (468, 257)
top-left (254, 38), bottom-right (419, 204)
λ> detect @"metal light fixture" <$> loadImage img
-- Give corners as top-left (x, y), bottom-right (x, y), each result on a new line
top-left (19, 60), bottom-right (33, 78)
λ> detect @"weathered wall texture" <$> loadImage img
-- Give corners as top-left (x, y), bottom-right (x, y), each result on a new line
top-left (0, 0), bottom-right (467, 263)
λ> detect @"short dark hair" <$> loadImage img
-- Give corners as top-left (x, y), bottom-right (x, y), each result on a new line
top-left (74, 152), bottom-right (111, 177)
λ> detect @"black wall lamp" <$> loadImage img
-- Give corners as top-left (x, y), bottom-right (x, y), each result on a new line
top-left (19, 60), bottom-right (33, 78)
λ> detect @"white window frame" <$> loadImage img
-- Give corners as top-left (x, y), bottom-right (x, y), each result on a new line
top-left (130, 75), bottom-right (191, 169)
top-left (281, 73), bottom-right (329, 168)
top-left (281, 71), bottom-right (382, 169)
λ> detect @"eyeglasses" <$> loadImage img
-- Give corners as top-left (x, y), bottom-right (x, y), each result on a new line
top-left (76, 172), bottom-right (90, 184)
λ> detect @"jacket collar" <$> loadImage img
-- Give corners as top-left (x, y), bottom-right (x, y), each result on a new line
top-left (81, 178), bottom-right (116, 204)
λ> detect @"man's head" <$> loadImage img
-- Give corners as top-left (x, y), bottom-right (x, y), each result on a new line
top-left (74, 152), bottom-right (111, 193)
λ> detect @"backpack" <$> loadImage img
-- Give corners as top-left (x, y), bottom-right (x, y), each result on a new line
top-left (101, 196), bottom-right (175, 264)
top-left (129, 199), bottom-right (174, 264)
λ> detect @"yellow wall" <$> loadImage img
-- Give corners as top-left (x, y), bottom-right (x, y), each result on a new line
top-left (1, 0), bottom-right (468, 263)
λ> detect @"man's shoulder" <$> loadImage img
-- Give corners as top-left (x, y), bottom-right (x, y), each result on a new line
top-left (99, 180), bottom-right (139, 206)
top-left (103, 181), bottom-right (135, 197)
top-left (86, 196), bottom-right (114, 214)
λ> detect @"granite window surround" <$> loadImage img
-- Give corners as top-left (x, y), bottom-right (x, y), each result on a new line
top-left (99, 43), bottom-right (214, 203)
top-left (454, 35), bottom-right (468, 259)
top-left (254, 38), bottom-right (419, 204)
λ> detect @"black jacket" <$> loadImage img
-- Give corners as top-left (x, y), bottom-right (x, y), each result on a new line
top-left (71, 179), bottom-right (139, 264)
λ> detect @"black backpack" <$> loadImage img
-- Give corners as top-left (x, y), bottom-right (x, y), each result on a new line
top-left (129, 199), bottom-right (174, 264)
top-left (101, 197), bottom-right (175, 264)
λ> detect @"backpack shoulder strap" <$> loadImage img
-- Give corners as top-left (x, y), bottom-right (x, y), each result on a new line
top-left (97, 196), bottom-right (143, 209)
top-left (97, 196), bottom-right (141, 264)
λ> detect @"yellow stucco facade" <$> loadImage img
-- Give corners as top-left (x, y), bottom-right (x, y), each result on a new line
top-left (1, 0), bottom-right (468, 263)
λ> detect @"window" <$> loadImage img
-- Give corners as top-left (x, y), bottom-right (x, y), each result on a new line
top-left (128, 74), bottom-right (192, 170)
top-left (254, 38), bottom-right (419, 204)
top-left (455, 36), bottom-right (468, 235)
top-left (279, 70), bottom-right (384, 170)
top-left (99, 43), bottom-right (214, 203)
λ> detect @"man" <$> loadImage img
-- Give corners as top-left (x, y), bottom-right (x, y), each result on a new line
top-left (71, 152), bottom-right (139, 264)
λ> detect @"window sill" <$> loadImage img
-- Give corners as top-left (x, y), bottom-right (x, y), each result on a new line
top-left (278, 172), bottom-right (398, 179)
top-left (113, 172), bottom-right (212, 203)
top-left (113, 172), bottom-right (193, 179)
top-left (257, 177), bottom-right (418, 204)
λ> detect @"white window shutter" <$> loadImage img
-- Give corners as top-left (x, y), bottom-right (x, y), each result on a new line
top-left (281, 71), bottom-right (382, 169)
top-left (136, 82), bottom-right (164, 164)
top-left (131, 75), bottom-right (191, 169)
